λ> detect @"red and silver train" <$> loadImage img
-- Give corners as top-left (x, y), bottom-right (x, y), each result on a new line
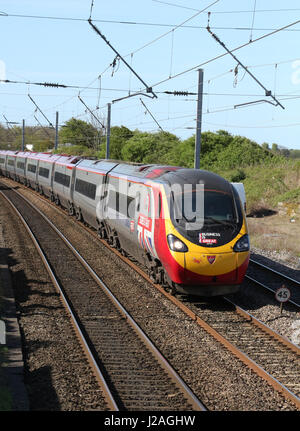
top-left (0, 149), bottom-right (250, 296)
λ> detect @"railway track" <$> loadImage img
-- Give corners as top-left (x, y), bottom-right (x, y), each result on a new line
top-left (1, 178), bottom-right (299, 410)
top-left (0, 183), bottom-right (206, 411)
top-left (247, 258), bottom-right (300, 308)
top-left (185, 295), bottom-right (300, 407)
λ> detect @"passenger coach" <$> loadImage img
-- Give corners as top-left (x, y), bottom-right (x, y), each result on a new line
top-left (0, 149), bottom-right (250, 296)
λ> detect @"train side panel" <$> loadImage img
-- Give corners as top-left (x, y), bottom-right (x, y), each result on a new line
top-left (25, 154), bottom-right (39, 188)
top-left (102, 162), bottom-right (162, 265)
top-left (15, 152), bottom-right (30, 184)
top-left (0, 151), bottom-right (7, 175)
top-left (37, 154), bottom-right (56, 197)
top-left (52, 155), bottom-right (80, 208)
top-left (72, 160), bottom-right (117, 229)
top-left (6, 152), bottom-right (18, 180)
top-left (104, 173), bottom-right (141, 260)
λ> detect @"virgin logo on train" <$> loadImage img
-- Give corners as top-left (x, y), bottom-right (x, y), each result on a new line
top-left (207, 256), bottom-right (216, 264)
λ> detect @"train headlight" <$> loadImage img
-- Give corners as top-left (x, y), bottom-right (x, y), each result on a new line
top-left (233, 234), bottom-right (250, 252)
top-left (167, 234), bottom-right (188, 252)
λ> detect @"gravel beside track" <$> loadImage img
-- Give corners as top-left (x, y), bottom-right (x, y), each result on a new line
top-left (230, 255), bottom-right (300, 346)
top-left (7, 182), bottom-right (298, 411)
top-left (0, 188), bottom-right (110, 411)
top-left (0, 185), bottom-right (201, 411)
top-left (251, 247), bottom-right (300, 274)
top-left (187, 297), bottom-right (300, 398)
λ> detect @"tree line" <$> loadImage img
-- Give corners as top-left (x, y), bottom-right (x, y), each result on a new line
top-left (1, 118), bottom-right (299, 171)
top-left (261, 142), bottom-right (300, 159)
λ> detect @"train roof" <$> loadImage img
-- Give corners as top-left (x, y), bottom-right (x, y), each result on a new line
top-left (54, 155), bottom-right (81, 166)
top-left (16, 151), bottom-right (34, 158)
top-left (109, 163), bottom-right (182, 179)
top-left (159, 168), bottom-right (233, 192)
top-left (4, 150), bottom-right (18, 157)
top-left (77, 159), bottom-right (118, 173)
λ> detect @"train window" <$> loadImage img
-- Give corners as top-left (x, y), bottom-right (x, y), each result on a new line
top-left (107, 190), bottom-right (134, 217)
top-left (170, 187), bottom-right (204, 226)
top-left (136, 192), bottom-right (140, 212)
top-left (39, 167), bottom-right (50, 178)
top-left (108, 190), bottom-right (117, 211)
top-left (27, 164), bottom-right (37, 174)
top-left (158, 193), bottom-right (162, 218)
top-left (138, 188), bottom-right (151, 217)
top-left (7, 160), bottom-right (15, 166)
top-left (75, 178), bottom-right (96, 200)
top-left (172, 189), bottom-right (236, 225)
top-left (17, 162), bottom-right (25, 170)
top-left (0, 158), bottom-right (5, 164)
top-left (54, 171), bottom-right (71, 187)
top-left (204, 191), bottom-right (236, 222)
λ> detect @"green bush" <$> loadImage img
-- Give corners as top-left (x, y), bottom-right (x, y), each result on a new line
top-left (230, 169), bottom-right (246, 182)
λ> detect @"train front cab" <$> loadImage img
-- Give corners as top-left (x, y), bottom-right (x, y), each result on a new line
top-left (153, 171), bottom-right (250, 296)
top-left (163, 220), bottom-right (250, 296)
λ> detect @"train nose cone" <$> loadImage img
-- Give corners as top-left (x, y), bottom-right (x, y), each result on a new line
top-left (185, 252), bottom-right (238, 281)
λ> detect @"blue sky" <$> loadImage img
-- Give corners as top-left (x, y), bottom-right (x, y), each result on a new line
top-left (0, 0), bottom-right (300, 150)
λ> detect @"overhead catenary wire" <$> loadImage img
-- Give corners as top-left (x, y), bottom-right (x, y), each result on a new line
top-left (1, 4), bottom-right (300, 146)
top-left (150, 17), bottom-right (300, 90)
top-left (78, 94), bottom-right (105, 129)
top-left (140, 98), bottom-right (164, 132)
top-left (127, 0), bottom-right (220, 57)
top-left (249, 0), bottom-right (257, 42)
top-left (86, 1), bottom-right (218, 104)
top-left (151, 2), bottom-right (300, 15)
top-left (169, 29), bottom-right (175, 79)
top-left (88, 18), bottom-right (157, 99)
top-left (89, 0), bottom-right (95, 20)
top-left (206, 24), bottom-right (285, 109)
top-left (2, 115), bottom-right (19, 137)
top-left (0, 78), bottom-right (126, 91)
top-left (28, 94), bottom-right (54, 127)
top-left (34, 115), bottom-right (53, 139)
top-left (1, 9), bottom-right (300, 34)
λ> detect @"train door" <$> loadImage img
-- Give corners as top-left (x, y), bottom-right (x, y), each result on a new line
top-left (70, 167), bottom-right (76, 203)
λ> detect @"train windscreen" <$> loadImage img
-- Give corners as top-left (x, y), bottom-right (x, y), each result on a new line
top-left (167, 184), bottom-right (243, 247)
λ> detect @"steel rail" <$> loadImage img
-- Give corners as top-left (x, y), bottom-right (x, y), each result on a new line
top-left (0, 183), bottom-right (206, 412)
top-left (0, 188), bottom-right (119, 412)
top-left (2, 178), bottom-right (300, 409)
top-left (37, 191), bottom-right (300, 409)
top-left (155, 286), bottom-right (300, 409)
top-left (249, 258), bottom-right (300, 301)
top-left (250, 258), bottom-right (300, 286)
top-left (246, 259), bottom-right (300, 308)
top-left (224, 297), bottom-right (300, 355)
top-left (245, 274), bottom-right (300, 308)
